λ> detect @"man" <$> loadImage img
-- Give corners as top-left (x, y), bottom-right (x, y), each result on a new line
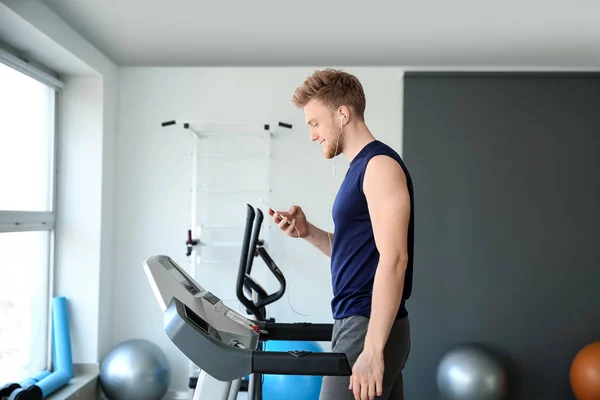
top-left (268, 69), bottom-right (414, 400)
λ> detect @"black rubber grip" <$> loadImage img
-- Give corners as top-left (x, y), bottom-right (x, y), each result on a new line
top-left (0, 383), bottom-right (20, 397)
top-left (13, 385), bottom-right (43, 399)
top-left (161, 120), bottom-right (176, 127)
top-left (252, 351), bottom-right (351, 376)
top-left (257, 321), bottom-right (333, 341)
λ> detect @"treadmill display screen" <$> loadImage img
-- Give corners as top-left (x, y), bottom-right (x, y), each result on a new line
top-left (165, 260), bottom-right (201, 296)
top-left (184, 304), bottom-right (210, 333)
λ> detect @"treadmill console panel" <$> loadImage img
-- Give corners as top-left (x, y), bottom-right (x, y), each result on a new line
top-left (162, 256), bottom-right (204, 297)
top-left (183, 303), bottom-right (210, 333)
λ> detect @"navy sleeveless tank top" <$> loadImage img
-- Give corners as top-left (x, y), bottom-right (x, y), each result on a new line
top-left (330, 140), bottom-right (414, 320)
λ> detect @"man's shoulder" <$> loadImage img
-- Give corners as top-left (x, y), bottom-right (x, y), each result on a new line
top-left (364, 141), bottom-right (403, 170)
top-left (353, 141), bottom-right (397, 165)
top-left (358, 140), bottom-right (400, 162)
top-left (363, 142), bottom-right (410, 189)
top-left (375, 140), bottom-right (402, 157)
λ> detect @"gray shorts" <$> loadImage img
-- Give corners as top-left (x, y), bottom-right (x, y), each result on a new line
top-left (319, 315), bottom-right (411, 400)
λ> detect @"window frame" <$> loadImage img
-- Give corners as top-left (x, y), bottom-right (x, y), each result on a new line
top-left (0, 41), bottom-right (62, 376)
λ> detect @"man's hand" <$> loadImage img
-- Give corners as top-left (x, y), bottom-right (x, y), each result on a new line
top-left (267, 205), bottom-right (334, 256)
top-left (268, 205), bottom-right (310, 238)
top-left (349, 349), bottom-right (385, 400)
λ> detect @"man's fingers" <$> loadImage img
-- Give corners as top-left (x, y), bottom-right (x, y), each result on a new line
top-left (285, 219), bottom-right (296, 236)
top-left (360, 378), bottom-right (369, 400)
top-left (273, 211), bottom-right (287, 224)
top-left (350, 374), bottom-right (358, 399)
top-left (350, 375), bottom-right (361, 400)
top-left (376, 377), bottom-right (383, 397)
top-left (368, 379), bottom-right (376, 400)
top-left (277, 215), bottom-right (289, 229)
top-left (353, 382), bottom-right (361, 400)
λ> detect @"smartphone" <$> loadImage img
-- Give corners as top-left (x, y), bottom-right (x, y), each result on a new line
top-left (259, 198), bottom-right (291, 225)
top-left (259, 198), bottom-right (276, 211)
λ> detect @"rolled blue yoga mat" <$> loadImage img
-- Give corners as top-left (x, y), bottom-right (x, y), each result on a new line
top-left (35, 296), bottom-right (73, 397)
top-left (20, 370), bottom-right (51, 388)
top-left (52, 296), bottom-right (73, 378)
top-left (36, 370), bottom-right (71, 396)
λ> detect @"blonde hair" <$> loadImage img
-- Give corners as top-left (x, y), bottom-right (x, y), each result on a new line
top-left (292, 69), bottom-right (366, 119)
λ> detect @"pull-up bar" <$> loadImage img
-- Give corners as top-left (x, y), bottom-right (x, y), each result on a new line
top-left (161, 120), bottom-right (293, 130)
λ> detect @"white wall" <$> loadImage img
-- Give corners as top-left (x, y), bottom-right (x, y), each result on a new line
top-left (55, 76), bottom-right (103, 362)
top-left (114, 67), bottom-right (404, 393)
top-left (97, 74), bottom-right (118, 361)
top-left (0, 0), bottom-right (118, 366)
top-left (54, 72), bottom-right (118, 364)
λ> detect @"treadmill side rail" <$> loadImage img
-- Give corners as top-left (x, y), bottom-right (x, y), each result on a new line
top-left (252, 350), bottom-right (352, 376)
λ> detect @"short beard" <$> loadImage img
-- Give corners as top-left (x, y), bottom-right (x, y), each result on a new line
top-left (325, 125), bottom-right (344, 159)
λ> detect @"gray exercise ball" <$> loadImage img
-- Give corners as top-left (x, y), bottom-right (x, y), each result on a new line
top-left (100, 338), bottom-right (171, 400)
top-left (436, 344), bottom-right (507, 400)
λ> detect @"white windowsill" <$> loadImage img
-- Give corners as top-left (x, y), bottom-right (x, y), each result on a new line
top-left (45, 363), bottom-right (99, 400)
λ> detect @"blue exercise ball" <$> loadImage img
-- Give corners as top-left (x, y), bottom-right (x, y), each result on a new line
top-left (262, 340), bottom-right (324, 400)
top-left (100, 339), bottom-right (171, 400)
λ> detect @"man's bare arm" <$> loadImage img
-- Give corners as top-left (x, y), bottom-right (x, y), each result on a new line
top-left (270, 207), bottom-right (333, 257)
top-left (363, 155), bottom-right (411, 354)
top-left (305, 223), bottom-right (334, 257)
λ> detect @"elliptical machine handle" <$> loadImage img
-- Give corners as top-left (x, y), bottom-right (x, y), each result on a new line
top-left (236, 205), bottom-right (263, 319)
top-left (237, 204), bottom-right (288, 319)
top-left (255, 246), bottom-right (286, 308)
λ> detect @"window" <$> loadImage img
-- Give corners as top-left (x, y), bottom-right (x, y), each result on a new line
top-left (0, 50), bottom-right (60, 385)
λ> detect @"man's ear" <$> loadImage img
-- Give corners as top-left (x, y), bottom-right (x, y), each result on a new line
top-left (338, 105), bottom-right (350, 124)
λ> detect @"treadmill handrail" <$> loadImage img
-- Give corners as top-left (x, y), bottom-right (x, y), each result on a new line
top-left (252, 351), bottom-right (352, 376)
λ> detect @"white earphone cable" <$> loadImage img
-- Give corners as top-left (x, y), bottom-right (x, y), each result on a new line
top-left (327, 116), bottom-right (343, 251)
top-left (285, 226), bottom-right (305, 315)
top-left (285, 114), bottom-right (343, 317)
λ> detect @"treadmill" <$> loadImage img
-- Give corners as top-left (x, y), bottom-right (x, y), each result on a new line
top-left (144, 205), bottom-right (351, 400)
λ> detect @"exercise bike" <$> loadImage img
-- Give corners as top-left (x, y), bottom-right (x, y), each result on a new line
top-left (144, 204), bottom-right (351, 400)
